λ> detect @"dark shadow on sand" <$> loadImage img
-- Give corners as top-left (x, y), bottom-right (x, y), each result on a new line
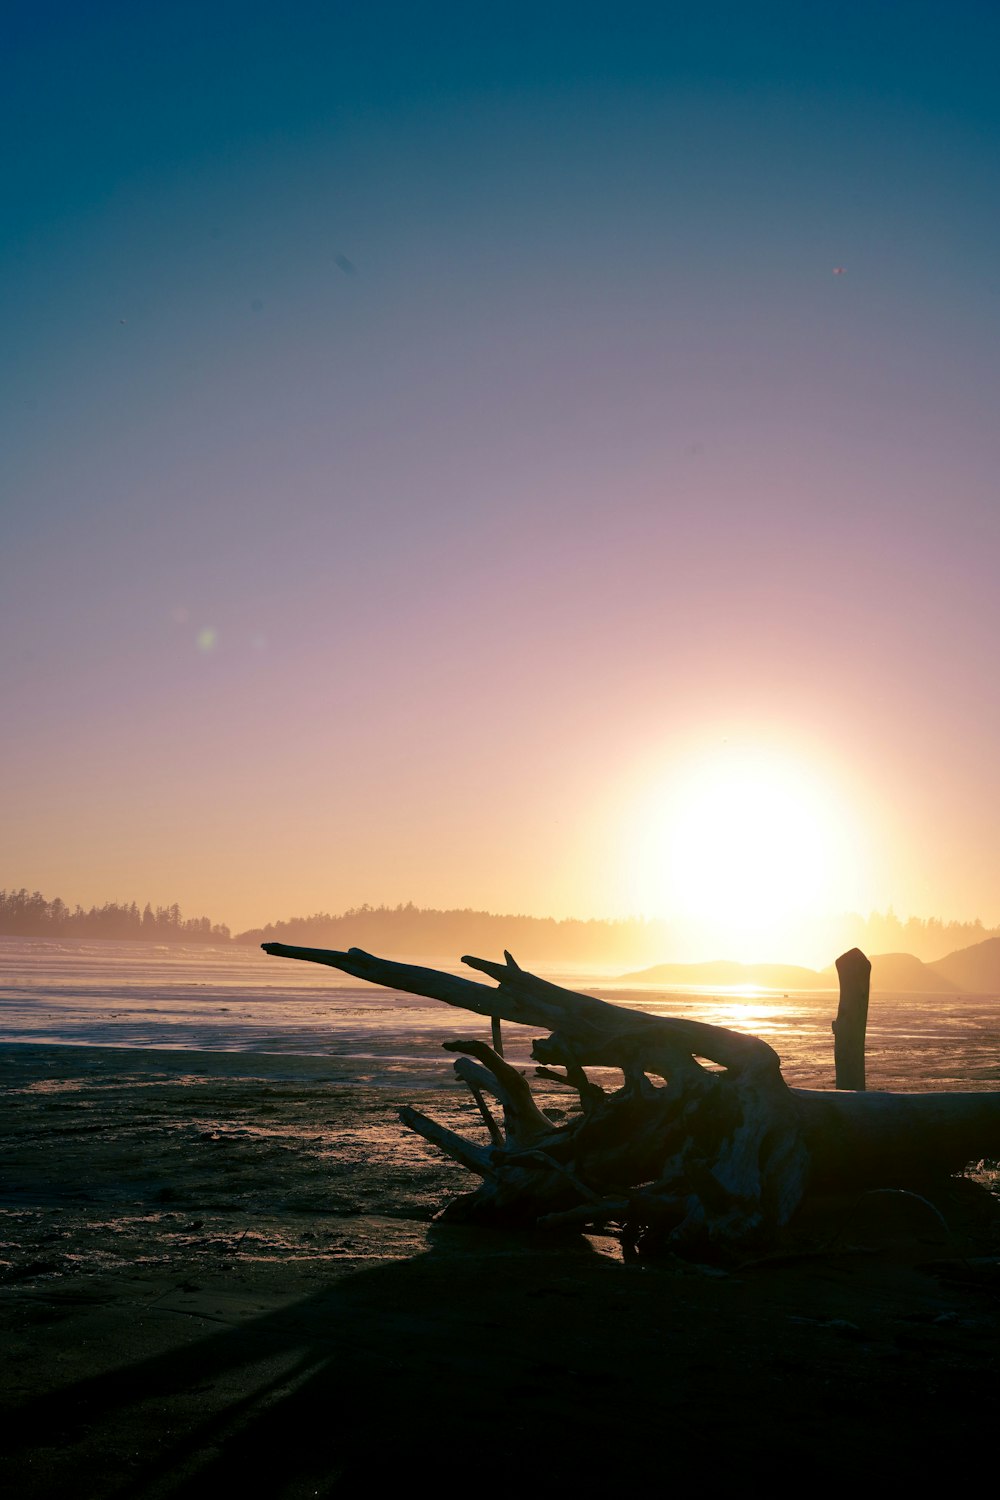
top-left (7, 1230), bottom-right (633, 1497)
top-left (4, 1206), bottom-right (1000, 1497)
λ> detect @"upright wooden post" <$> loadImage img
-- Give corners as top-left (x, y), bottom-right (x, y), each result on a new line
top-left (833, 947), bottom-right (871, 1091)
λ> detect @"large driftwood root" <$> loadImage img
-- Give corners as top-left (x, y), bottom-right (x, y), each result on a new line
top-left (263, 943), bottom-right (1000, 1258)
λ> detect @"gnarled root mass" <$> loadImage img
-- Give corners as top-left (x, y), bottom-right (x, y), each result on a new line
top-left (263, 943), bottom-right (1000, 1259)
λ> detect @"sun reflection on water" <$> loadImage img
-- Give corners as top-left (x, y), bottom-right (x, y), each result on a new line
top-left (696, 998), bottom-right (784, 1034)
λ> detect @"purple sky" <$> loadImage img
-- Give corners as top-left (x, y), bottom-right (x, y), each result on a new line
top-left (3, 4), bottom-right (1000, 953)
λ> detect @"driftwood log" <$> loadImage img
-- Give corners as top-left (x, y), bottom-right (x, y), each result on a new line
top-left (263, 942), bottom-right (1000, 1257)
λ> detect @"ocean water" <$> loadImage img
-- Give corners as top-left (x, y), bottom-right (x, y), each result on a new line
top-left (0, 937), bottom-right (997, 1093)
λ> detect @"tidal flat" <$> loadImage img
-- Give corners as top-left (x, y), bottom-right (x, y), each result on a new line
top-left (2, 1038), bottom-right (1000, 1495)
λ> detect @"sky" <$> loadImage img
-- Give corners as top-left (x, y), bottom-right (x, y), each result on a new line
top-left (3, 2), bottom-right (1000, 960)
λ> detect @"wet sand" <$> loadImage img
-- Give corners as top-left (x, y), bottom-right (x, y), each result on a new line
top-left (2, 1041), bottom-right (1000, 1494)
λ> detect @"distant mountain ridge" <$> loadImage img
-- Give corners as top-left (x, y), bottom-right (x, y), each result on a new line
top-left (621, 939), bottom-right (1000, 993)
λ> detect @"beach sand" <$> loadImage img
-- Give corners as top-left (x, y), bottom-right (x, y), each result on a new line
top-left (2, 1041), bottom-right (999, 1494)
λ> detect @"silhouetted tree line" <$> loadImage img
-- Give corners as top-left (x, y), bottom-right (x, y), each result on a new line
top-left (235, 902), bottom-right (1000, 966)
top-left (2, 890), bottom-right (995, 964)
top-left (840, 909), bottom-right (996, 963)
top-left (0, 889), bottom-right (230, 943)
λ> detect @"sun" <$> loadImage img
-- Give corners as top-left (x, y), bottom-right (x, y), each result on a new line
top-left (628, 745), bottom-right (859, 963)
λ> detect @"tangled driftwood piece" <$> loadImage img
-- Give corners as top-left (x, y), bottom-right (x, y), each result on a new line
top-left (262, 942), bottom-right (1000, 1258)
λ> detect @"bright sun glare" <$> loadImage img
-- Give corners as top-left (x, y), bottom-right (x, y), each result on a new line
top-left (630, 746), bottom-right (859, 964)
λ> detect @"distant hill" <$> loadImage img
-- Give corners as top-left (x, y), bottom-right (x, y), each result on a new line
top-left (617, 961), bottom-right (828, 990)
top-left (869, 953), bottom-right (959, 993)
top-left (620, 952), bottom-right (967, 992)
top-left (931, 936), bottom-right (1000, 993)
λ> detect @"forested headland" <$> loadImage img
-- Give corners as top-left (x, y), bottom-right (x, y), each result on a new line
top-left (241, 904), bottom-right (669, 966)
